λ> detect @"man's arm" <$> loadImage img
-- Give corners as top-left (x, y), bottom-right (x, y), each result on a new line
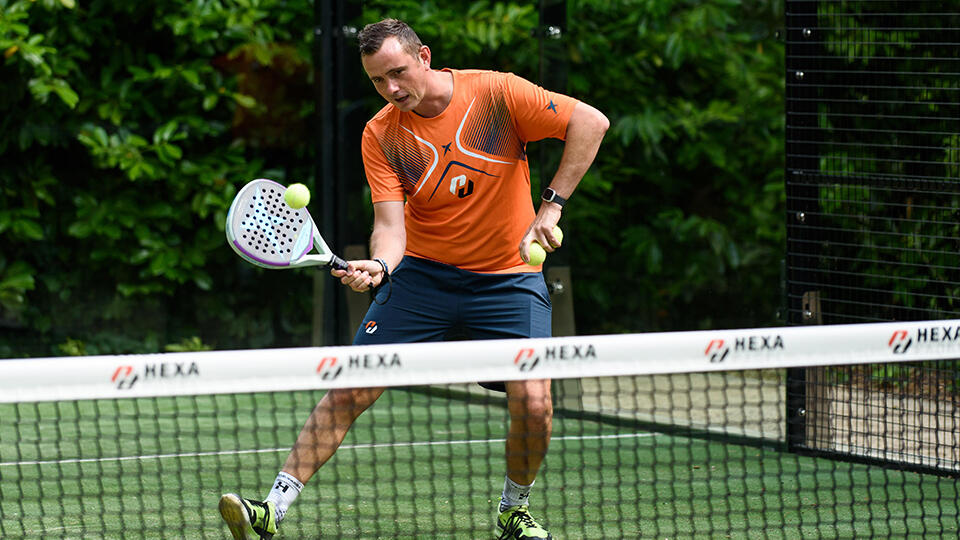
top-left (520, 101), bottom-right (609, 262)
top-left (331, 200), bottom-right (406, 292)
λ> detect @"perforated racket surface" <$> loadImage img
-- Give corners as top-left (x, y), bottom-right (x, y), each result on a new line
top-left (226, 179), bottom-right (348, 270)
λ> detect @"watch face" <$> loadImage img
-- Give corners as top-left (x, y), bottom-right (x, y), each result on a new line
top-left (542, 188), bottom-right (564, 206)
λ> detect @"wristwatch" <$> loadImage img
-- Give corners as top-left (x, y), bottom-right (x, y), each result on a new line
top-left (541, 188), bottom-right (567, 208)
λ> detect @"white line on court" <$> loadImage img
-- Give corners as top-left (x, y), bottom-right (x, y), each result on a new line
top-left (0, 432), bottom-right (656, 468)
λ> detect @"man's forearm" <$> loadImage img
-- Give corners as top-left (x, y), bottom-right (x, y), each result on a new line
top-left (369, 226), bottom-right (406, 272)
top-left (368, 200), bottom-right (406, 273)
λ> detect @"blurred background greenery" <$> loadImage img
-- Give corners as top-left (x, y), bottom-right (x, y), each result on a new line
top-left (0, 0), bottom-right (785, 356)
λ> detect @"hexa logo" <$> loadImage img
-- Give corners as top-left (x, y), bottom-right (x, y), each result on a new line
top-left (110, 362), bottom-right (200, 390)
top-left (888, 330), bottom-right (912, 354)
top-left (316, 357), bottom-right (343, 380)
top-left (513, 348), bottom-right (540, 372)
top-left (111, 366), bottom-right (138, 390)
top-left (513, 344), bottom-right (597, 372)
top-left (705, 340), bottom-right (730, 363)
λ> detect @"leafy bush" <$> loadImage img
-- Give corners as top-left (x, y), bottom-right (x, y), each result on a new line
top-left (0, 0), bottom-right (785, 356)
top-left (1, 0), bottom-right (317, 355)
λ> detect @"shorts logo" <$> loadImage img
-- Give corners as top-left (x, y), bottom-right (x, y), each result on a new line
top-left (365, 320), bottom-right (378, 334)
top-left (316, 357), bottom-right (343, 380)
top-left (449, 174), bottom-right (474, 198)
top-left (888, 330), bottom-right (912, 354)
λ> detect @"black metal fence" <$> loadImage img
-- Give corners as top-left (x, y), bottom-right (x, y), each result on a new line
top-left (785, 0), bottom-right (960, 475)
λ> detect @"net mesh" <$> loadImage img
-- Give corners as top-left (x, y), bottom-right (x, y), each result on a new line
top-left (2, 324), bottom-right (959, 539)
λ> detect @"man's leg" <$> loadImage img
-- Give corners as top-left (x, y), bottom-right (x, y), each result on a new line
top-left (497, 378), bottom-right (554, 539)
top-left (221, 257), bottom-right (458, 539)
top-left (282, 386), bottom-right (385, 483)
top-left (504, 379), bottom-right (553, 486)
top-left (219, 386), bottom-right (384, 540)
top-left (457, 269), bottom-right (554, 538)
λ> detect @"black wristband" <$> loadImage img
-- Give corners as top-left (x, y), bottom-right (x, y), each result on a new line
top-left (373, 257), bottom-right (389, 276)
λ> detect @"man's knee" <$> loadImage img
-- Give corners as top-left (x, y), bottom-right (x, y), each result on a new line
top-left (521, 395), bottom-right (553, 421)
top-left (320, 387), bottom-right (383, 418)
top-left (506, 380), bottom-right (554, 425)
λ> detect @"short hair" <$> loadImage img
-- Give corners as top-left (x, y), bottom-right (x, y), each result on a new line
top-left (357, 18), bottom-right (423, 57)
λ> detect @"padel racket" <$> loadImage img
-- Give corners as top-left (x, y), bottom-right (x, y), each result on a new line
top-left (225, 178), bottom-right (349, 271)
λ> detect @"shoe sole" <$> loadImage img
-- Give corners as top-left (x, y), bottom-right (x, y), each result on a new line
top-left (219, 493), bottom-right (253, 540)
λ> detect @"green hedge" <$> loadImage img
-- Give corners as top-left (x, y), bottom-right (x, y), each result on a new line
top-left (0, 0), bottom-right (784, 356)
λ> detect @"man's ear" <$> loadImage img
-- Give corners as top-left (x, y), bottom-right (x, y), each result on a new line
top-left (419, 45), bottom-right (431, 67)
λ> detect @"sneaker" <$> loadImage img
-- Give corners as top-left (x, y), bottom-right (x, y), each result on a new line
top-left (219, 493), bottom-right (278, 540)
top-left (497, 503), bottom-right (553, 539)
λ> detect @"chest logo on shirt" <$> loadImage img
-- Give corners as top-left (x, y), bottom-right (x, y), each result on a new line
top-left (428, 160), bottom-right (497, 201)
top-left (449, 175), bottom-right (474, 198)
top-left (380, 91), bottom-right (524, 201)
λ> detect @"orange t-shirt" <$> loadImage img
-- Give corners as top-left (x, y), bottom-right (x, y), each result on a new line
top-left (361, 69), bottom-right (578, 273)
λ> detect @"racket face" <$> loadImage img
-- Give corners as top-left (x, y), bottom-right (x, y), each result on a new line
top-left (226, 179), bottom-right (316, 268)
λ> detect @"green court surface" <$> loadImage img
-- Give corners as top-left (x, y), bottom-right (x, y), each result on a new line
top-left (1, 388), bottom-right (958, 539)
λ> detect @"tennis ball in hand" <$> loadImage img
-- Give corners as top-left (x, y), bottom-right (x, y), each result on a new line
top-left (284, 183), bottom-right (310, 209)
top-left (527, 242), bottom-right (547, 266)
top-left (525, 226), bottom-right (563, 266)
top-left (552, 225), bottom-right (564, 246)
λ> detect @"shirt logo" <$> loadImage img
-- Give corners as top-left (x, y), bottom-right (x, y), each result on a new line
top-left (449, 175), bottom-right (474, 198)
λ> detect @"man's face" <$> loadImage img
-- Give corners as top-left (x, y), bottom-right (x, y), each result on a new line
top-left (362, 36), bottom-right (429, 112)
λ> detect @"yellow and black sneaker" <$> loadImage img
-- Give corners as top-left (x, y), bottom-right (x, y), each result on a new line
top-left (219, 493), bottom-right (278, 540)
top-left (497, 503), bottom-right (553, 540)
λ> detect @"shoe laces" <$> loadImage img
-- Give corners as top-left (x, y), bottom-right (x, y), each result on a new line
top-left (245, 499), bottom-right (276, 535)
top-left (499, 507), bottom-right (539, 539)
top-left (246, 499), bottom-right (269, 520)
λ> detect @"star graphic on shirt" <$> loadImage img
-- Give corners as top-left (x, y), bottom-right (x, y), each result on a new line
top-left (442, 142), bottom-right (452, 155)
top-left (546, 100), bottom-right (557, 114)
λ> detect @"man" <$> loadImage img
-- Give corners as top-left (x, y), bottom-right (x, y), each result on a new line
top-left (220, 18), bottom-right (607, 540)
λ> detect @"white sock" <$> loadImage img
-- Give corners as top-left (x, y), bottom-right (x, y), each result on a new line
top-left (265, 471), bottom-right (303, 523)
top-left (499, 476), bottom-right (534, 512)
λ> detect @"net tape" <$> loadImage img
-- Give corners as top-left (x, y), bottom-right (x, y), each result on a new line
top-left (2, 319), bottom-right (958, 403)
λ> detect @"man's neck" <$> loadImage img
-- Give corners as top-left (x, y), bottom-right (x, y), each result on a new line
top-left (413, 70), bottom-right (453, 118)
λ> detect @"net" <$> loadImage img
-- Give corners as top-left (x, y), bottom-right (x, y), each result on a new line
top-left (2, 321), bottom-right (959, 539)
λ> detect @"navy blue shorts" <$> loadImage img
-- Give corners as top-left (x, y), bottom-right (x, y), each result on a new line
top-left (353, 256), bottom-right (551, 346)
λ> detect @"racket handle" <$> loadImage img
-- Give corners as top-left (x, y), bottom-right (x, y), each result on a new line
top-left (328, 255), bottom-right (349, 271)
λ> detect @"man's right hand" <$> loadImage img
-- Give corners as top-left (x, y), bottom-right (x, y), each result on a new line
top-left (331, 260), bottom-right (384, 292)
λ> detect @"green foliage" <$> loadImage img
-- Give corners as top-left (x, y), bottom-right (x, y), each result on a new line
top-left (802, 3), bottom-right (960, 323)
top-left (561, 0), bottom-right (785, 331)
top-left (1, 0), bottom-right (786, 356)
top-left (1, 0), bottom-right (316, 354)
